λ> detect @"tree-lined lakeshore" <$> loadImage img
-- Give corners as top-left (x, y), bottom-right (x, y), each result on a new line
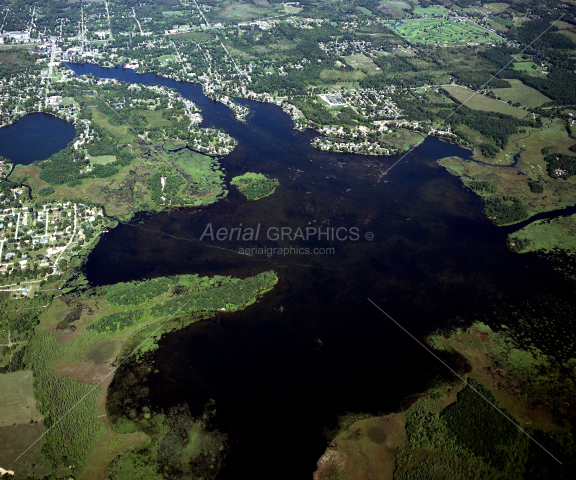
top-left (1, 1), bottom-right (576, 479)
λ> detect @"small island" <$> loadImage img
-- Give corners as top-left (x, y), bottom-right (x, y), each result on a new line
top-left (231, 172), bottom-right (279, 201)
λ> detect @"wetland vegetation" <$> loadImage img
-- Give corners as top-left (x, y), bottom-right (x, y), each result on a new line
top-left (1, 0), bottom-right (576, 478)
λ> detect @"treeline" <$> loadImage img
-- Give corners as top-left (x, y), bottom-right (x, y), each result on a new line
top-left (501, 68), bottom-right (576, 106)
top-left (450, 71), bottom-right (510, 90)
top-left (508, 236), bottom-right (531, 252)
top-left (23, 333), bottom-right (101, 473)
top-left (232, 174), bottom-right (279, 201)
top-left (148, 172), bottom-right (185, 205)
top-left (469, 181), bottom-right (496, 193)
top-left (87, 310), bottom-right (144, 333)
top-left (484, 196), bottom-right (529, 224)
top-left (106, 277), bottom-right (172, 306)
top-left (545, 153), bottom-right (576, 179)
top-left (39, 142), bottom-right (134, 187)
top-left (442, 378), bottom-right (519, 471)
top-left (150, 271), bottom-right (278, 318)
top-left (438, 99), bottom-right (536, 149)
top-left (509, 18), bottom-right (576, 50)
top-left (528, 181), bottom-right (544, 194)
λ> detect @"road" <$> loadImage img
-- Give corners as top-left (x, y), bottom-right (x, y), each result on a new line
top-left (54, 203), bottom-right (77, 268)
top-left (14, 212), bottom-right (20, 241)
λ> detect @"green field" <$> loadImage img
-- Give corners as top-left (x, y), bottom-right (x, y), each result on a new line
top-left (390, 18), bottom-right (502, 45)
top-left (493, 17), bottom-right (514, 27)
top-left (219, 2), bottom-right (277, 20)
top-left (491, 79), bottom-right (551, 108)
top-left (412, 6), bottom-right (449, 16)
top-left (356, 6), bottom-right (373, 16)
top-left (161, 10), bottom-right (186, 17)
top-left (89, 155), bottom-right (116, 165)
top-left (444, 86), bottom-right (528, 119)
top-left (485, 3), bottom-right (510, 12)
top-left (0, 370), bottom-right (43, 426)
top-left (344, 53), bottom-right (381, 75)
top-left (320, 69), bottom-right (366, 82)
top-left (512, 61), bottom-right (539, 72)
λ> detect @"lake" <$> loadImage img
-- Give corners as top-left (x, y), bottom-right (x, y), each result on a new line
top-left (68, 63), bottom-right (572, 479)
top-left (0, 112), bottom-right (76, 165)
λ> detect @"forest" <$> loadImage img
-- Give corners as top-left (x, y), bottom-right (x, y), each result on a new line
top-left (442, 379), bottom-right (520, 470)
top-left (544, 153), bottom-right (576, 179)
top-left (106, 277), bottom-right (173, 306)
top-left (484, 196), bottom-right (529, 225)
top-left (86, 310), bottom-right (145, 334)
top-left (231, 173), bottom-right (279, 201)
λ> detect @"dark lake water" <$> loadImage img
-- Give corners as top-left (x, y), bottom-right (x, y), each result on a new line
top-left (0, 112), bottom-right (76, 165)
top-left (68, 64), bottom-right (574, 479)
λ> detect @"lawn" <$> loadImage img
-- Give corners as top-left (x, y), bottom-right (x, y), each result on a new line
top-left (490, 79), bottom-right (551, 108)
top-left (512, 61), bottom-right (538, 72)
top-left (158, 54), bottom-right (177, 63)
top-left (444, 86), bottom-right (528, 119)
top-left (390, 18), bottom-right (502, 45)
top-left (344, 53), bottom-right (381, 75)
top-left (89, 155), bottom-right (117, 165)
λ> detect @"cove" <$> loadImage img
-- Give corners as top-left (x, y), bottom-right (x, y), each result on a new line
top-left (71, 64), bottom-right (575, 479)
top-left (0, 112), bottom-right (76, 165)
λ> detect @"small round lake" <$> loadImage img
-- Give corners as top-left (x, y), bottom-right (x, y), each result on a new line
top-left (0, 112), bottom-right (76, 165)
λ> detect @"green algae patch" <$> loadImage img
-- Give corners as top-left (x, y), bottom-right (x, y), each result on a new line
top-left (508, 214), bottom-right (576, 254)
top-left (230, 172), bottom-right (279, 200)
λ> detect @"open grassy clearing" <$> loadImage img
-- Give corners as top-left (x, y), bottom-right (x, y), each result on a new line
top-left (489, 19), bottom-right (509, 32)
top-left (378, 0), bottom-right (410, 17)
top-left (490, 79), bottom-right (551, 108)
top-left (89, 154), bottom-right (116, 165)
top-left (390, 18), bottom-right (503, 45)
top-left (485, 3), bottom-right (509, 12)
top-left (161, 10), bottom-right (186, 17)
top-left (344, 53), bottom-right (381, 74)
top-left (0, 371), bottom-right (43, 427)
top-left (512, 61), bottom-right (544, 74)
top-left (320, 69), bottom-right (366, 82)
top-left (218, 2), bottom-right (276, 21)
top-left (170, 31), bottom-right (214, 44)
top-left (555, 29), bottom-right (576, 43)
top-left (412, 6), bottom-right (449, 16)
top-left (0, 423), bottom-right (51, 479)
top-left (444, 85), bottom-right (528, 119)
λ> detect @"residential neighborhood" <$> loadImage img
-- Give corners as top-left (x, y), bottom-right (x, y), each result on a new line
top-left (0, 193), bottom-right (106, 296)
